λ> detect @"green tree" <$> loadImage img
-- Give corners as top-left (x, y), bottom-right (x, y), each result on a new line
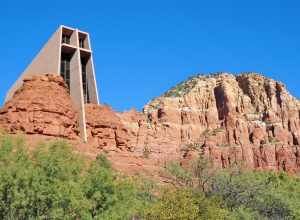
top-left (209, 170), bottom-right (300, 219)
top-left (143, 189), bottom-right (229, 220)
top-left (0, 135), bottom-right (146, 219)
top-left (82, 154), bottom-right (145, 219)
top-left (163, 155), bottom-right (300, 220)
top-left (1, 134), bottom-right (300, 220)
top-left (143, 189), bottom-right (200, 220)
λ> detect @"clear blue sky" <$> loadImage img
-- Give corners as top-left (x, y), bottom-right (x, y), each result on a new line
top-left (1, 0), bottom-right (299, 111)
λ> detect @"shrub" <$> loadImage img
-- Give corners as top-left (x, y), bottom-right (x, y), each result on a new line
top-left (208, 171), bottom-right (300, 219)
top-left (165, 162), bottom-right (192, 186)
top-left (163, 78), bottom-right (198, 97)
top-left (1, 135), bottom-right (300, 220)
top-left (185, 143), bottom-right (202, 151)
top-left (268, 136), bottom-right (280, 144)
top-left (142, 189), bottom-right (229, 220)
top-left (163, 155), bottom-right (300, 220)
top-left (0, 135), bottom-right (145, 219)
top-left (201, 128), bottom-right (225, 137)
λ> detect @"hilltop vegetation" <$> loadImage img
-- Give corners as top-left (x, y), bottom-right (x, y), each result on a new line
top-left (0, 133), bottom-right (300, 219)
top-left (162, 72), bottom-right (269, 98)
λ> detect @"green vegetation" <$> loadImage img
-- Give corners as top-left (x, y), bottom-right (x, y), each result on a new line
top-left (184, 142), bottom-right (203, 151)
top-left (163, 77), bottom-right (198, 97)
top-left (143, 189), bottom-right (230, 220)
top-left (162, 72), bottom-right (244, 98)
top-left (202, 128), bottom-right (211, 136)
top-left (269, 136), bottom-right (280, 144)
top-left (202, 127), bottom-right (225, 137)
top-left (0, 135), bottom-right (145, 219)
top-left (217, 143), bottom-right (233, 147)
top-left (164, 157), bottom-right (300, 220)
top-left (0, 134), bottom-right (300, 219)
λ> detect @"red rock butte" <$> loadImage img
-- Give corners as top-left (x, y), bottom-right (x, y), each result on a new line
top-left (1, 72), bottom-right (300, 177)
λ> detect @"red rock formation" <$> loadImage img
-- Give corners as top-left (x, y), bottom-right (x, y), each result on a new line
top-left (0, 74), bottom-right (79, 139)
top-left (1, 72), bottom-right (300, 175)
top-left (85, 104), bottom-right (134, 151)
top-left (140, 73), bottom-right (300, 173)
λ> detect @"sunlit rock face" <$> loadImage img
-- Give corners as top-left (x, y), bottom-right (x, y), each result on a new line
top-left (0, 74), bottom-right (79, 139)
top-left (137, 73), bottom-right (300, 173)
top-left (1, 72), bottom-right (300, 176)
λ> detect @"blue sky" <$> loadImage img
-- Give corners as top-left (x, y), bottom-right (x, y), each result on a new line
top-left (1, 0), bottom-right (299, 111)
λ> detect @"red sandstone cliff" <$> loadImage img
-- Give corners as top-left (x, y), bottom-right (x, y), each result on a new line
top-left (0, 75), bottom-right (79, 139)
top-left (1, 73), bottom-right (300, 175)
top-left (140, 73), bottom-right (300, 173)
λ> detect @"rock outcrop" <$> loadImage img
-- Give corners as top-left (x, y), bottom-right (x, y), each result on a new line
top-left (85, 104), bottom-right (134, 151)
top-left (140, 73), bottom-right (300, 173)
top-left (1, 72), bottom-right (300, 175)
top-left (0, 74), bottom-right (79, 139)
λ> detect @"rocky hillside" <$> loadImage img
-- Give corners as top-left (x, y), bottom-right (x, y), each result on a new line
top-left (1, 73), bottom-right (300, 176)
top-left (141, 73), bottom-right (300, 173)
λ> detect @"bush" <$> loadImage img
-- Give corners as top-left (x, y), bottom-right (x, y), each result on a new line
top-left (208, 170), bottom-right (300, 219)
top-left (165, 162), bottom-right (192, 186)
top-left (163, 78), bottom-right (198, 97)
top-left (1, 135), bottom-right (300, 220)
top-left (143, 189), bottom-right (229, 220)
top-left (0, 135), bottom-right (145, 219)
top-left (163, 156), bottom-right (300, 220)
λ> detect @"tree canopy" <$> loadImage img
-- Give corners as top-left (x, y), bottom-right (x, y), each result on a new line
top-left (0, 134), bottom-right (299, 220)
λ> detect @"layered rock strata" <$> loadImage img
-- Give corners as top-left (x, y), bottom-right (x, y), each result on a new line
top-left (0, 74), bottom-right (79, 139)
top-left (1, 73), bottom-right (300, 174)
top-left (141, 73), bottom-right (300, 173)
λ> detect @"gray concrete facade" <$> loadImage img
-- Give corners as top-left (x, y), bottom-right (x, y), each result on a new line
top-left (5, 25), bottom-right (99, 142)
